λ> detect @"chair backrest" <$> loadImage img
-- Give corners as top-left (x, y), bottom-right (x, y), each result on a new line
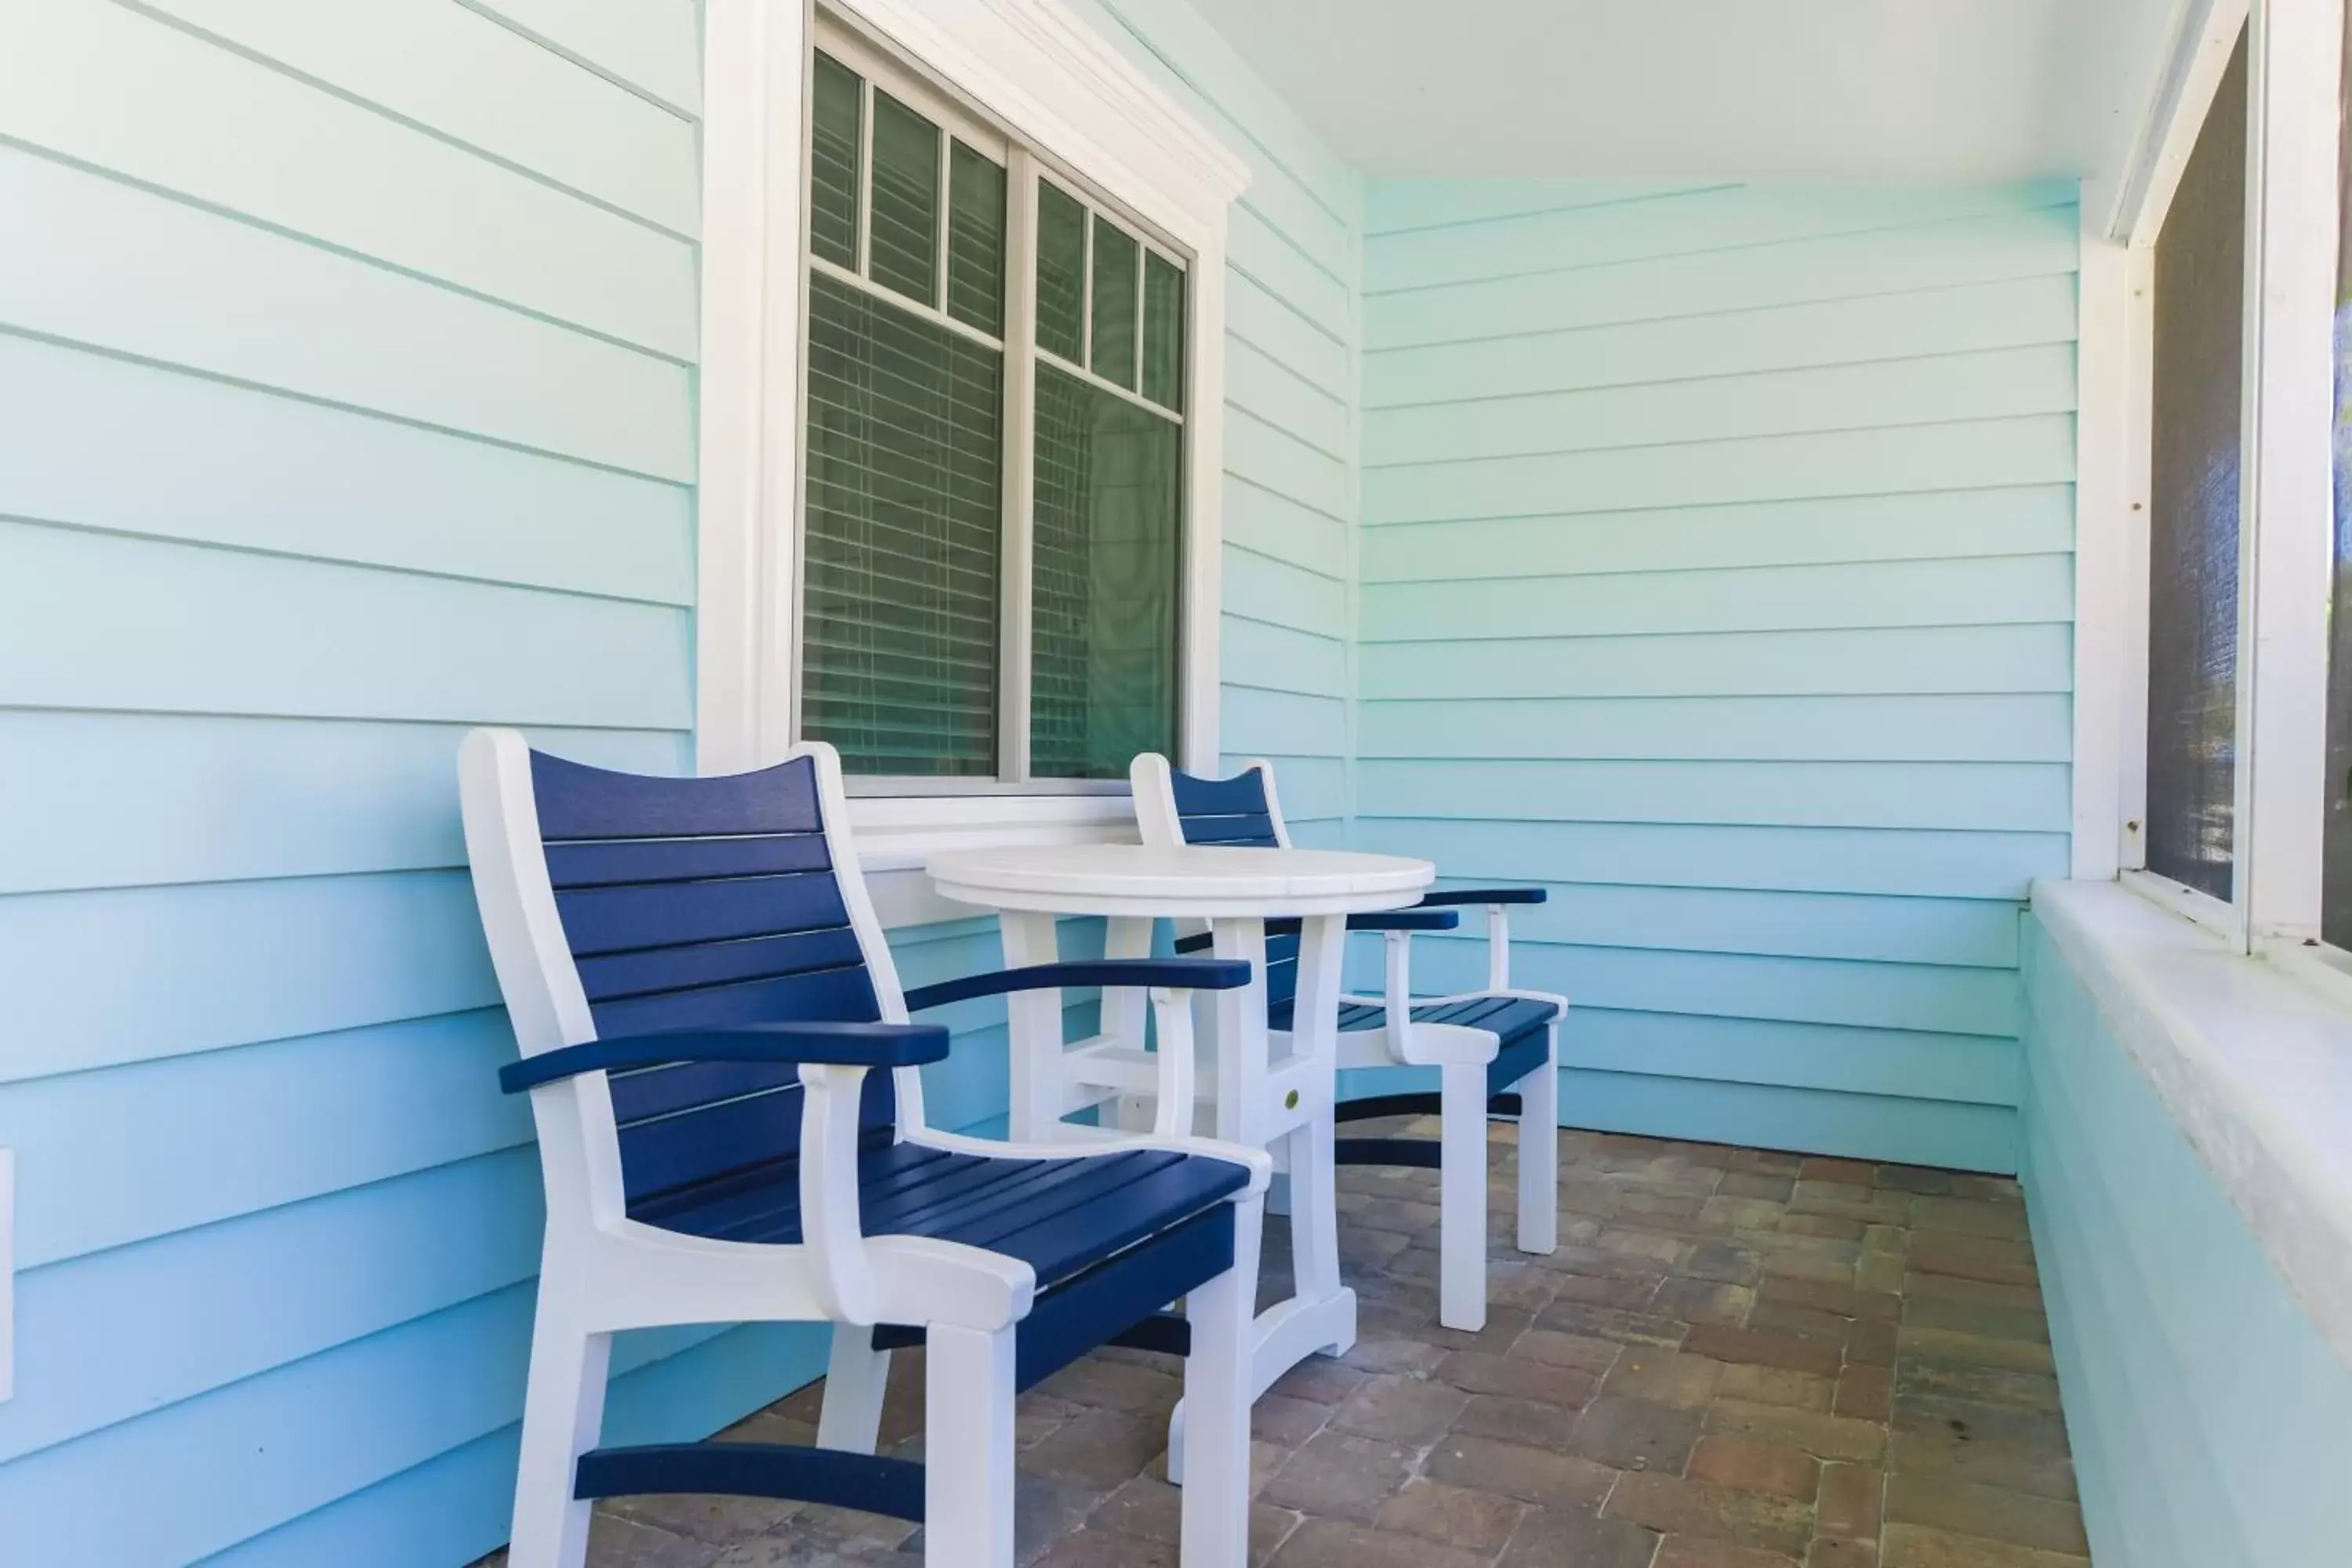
top-left (460, 732), bottom-right (907, 1214)
top-left (1127, 753), bottom-right (1305, 1020)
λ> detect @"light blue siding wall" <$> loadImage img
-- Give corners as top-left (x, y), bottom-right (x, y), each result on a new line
top-left (1356, 182), bottom-right (2082, 1172)
top-left (0, 2), bottom-right (1355, 1563)
top-left (1072, 0), bottom-right (1363, 844)
top-left (0, 4), bottom-right (713, 1563)
top-left (2020, 915), bottom-right (2352, 1564)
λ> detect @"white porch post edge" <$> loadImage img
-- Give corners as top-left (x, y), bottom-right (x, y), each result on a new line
top-left (2239, 0), bottom-right (2340, 944)
top-left (2071, 221), bottom-right (2133, 881)
top-left (695, 0), bottom-right (812, 775)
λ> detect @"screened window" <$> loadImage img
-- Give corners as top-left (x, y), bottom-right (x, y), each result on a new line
top-left (799, 32), bottom-right (1188, 782)
top-left (2146, 30), bottom-right (2249, 901)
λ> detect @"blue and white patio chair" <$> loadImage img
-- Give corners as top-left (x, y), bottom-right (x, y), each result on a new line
top-left (459, 732), bottom-right (1270, 1568)
top-left (1130, 754), bottom-right (1561, 1332)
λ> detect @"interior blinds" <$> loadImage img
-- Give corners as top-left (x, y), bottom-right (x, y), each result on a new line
top-left (1030, 361), bottom-right (1181, 779)
top-left (2145, 31), bottom-right (2248, 900)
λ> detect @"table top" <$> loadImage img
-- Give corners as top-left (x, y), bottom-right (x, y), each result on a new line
top-left (926, 842), bottom-right (1435, 918)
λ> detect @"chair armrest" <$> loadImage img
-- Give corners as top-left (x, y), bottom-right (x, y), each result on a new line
top-left (1415, 887), bottom-right (1548, 906)
top-left (1347, 909), bottom-right (1461, 931)
top-left (499, 1022), bottom-right (951, 1094)
top-left (902, 958), bottom-right (1250, 1012)
top-left (1171, 909), bottom-right (1457, 954)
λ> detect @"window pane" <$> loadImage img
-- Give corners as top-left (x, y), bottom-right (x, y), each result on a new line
top-left (1036, 180), bottom-right (1087, 363)
top-left (1090, 217), bottom-right (1139, 387)
top-left (2328, 6), bottom-right (2352, 946)
top-left (1031, 362), bottom-right (1181, 778)
top-left (946, 142), bottom-right (1006, 336)
top-left (868, 91), bottom-right (940, 306)
top-left (1142, 252), bottom-right (1185, 411)
top-left (2146, 31), bottom-right (2247, 901)
top-left (802, 272), bottom-right (1002, 775)
top-left (809, 53), bottom-right (862, 270)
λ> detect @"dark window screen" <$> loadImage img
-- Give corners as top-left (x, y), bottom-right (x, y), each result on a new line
top-left (2328, 8), bottom-right (2352, 946)
top-left (2146, 32), bottom-right (2248, 901)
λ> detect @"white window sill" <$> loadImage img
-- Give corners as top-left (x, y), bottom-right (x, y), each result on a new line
top-left (848, 790), bottom-right (1139, 928)
top-left (2032, 878), bottom-right (2352, 1364)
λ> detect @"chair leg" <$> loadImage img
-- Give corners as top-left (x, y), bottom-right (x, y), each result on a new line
top-left (1179, 1195), bottom-right (1263, 1568)
top-left (507, 1301), bottom-right (612, 1568)
top-left (1516, 1030), bottom-right (1560, 1256)
top-left (923, 1323), bottom-right (1017, 1568)
top-left (815, 1324), bottom-right (891, 1454)
top-left (1438, 1060), bottom-right (1489, 1333)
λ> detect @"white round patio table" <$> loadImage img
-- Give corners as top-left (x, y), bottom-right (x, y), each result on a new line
top-left (925, 843), bottom-right (1435, 1435)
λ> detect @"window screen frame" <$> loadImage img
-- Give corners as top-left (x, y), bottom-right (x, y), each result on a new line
top-left (2094, 0), bottom-right (2343, 961)
top-left (790, 13), bottom-right (1196, 795)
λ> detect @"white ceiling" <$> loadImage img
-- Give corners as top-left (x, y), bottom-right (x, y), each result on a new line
top-left (1184, 0), bottom-right (2181, 184)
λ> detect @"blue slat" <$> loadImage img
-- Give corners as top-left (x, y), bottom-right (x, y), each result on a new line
top-left (1179, 812), bottom-right (1280, 845)
top-left (587, 964), bottom-right (881, 1037)
top-left (637, 1142), bottom-right (1245, 1290)
top-left (1011, 1206), bottom-right (1233, 1389)
top-left (575, 927), bottom-right (867, 1003)
top-left (892, 1153), bottom-right (1183, 1247)
top-left (553, 873), bottom-right (851, 956)
top-left (615, 1069), bottom-right (895, 1207)
top-left (531, 751), bottom-right (823, 840)
top-left (545, 832), bottom-right (830, 888)
top-left (978, 1156), bottom-right (1248, 1287)
top-left (572, 1442), bottom-right (924, 1522)
top-left (1168, 768), bottom-right (1268, 817)
top-left (1484, 1029), bottom-right (1552, 1098)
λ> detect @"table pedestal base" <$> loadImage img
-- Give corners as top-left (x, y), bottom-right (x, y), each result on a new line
top-left (1165, 1283), bottom-right (1356, 1486)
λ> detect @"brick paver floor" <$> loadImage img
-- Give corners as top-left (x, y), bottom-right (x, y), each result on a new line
top-left (473, 1123), bottom-right (2089, 1568)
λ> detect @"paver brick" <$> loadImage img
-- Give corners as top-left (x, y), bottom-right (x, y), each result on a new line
top-left (1570, 1394), bottom-right (1705, 1470)
top-left (1604, 1471), bottom-right (1815, 1556)
top-left (1705, 1399), bottom-right (1888, 1462)
top-left (1655, 1276), bottom-right (1759, 1326)
top-left (1602, 1348), bottom-right (1726, 1407)
top-left (1685, 1322), bottom-right (1846, 1377)
top-left (1657, 1538), bottom-right (1809, 1567)
top-left (1817, 1462), bottom-right (1882, 1539)
top-left (1719, 1363), bottom-right (1835, 1410)
top-left (1261, 1431), bottom-right (1416, 1522)
top-left (1436, 1348), bottom-right (1599, 1407)
top-left (1689, 1434), bottom-right (1820, 1501)
top-left (1452, 1392), bottom-right (1583, 1449)
top-left (1425, 1432), bottom-right (1617, 1509)
top-left (1496, 1505), bottom-right (1662, 1568)
top-left (1880, 1524), bottom-right (2089, 1567)
top-left (1330, 1374), bottom-right (1469, 1445)
top-left (1835, 1365), bottom-right (1893, 1422)
top-left (1884, 1475), bottom-right (2089, 1556)
top-left (1371, 1478), bottom-right (1526, 1554)
top-left (551, 1129), bottom-right (2086, 1568)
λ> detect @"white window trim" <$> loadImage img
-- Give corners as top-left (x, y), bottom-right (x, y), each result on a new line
top-left (2074, 0), bottom-right (2340, 953)
top-left (692, 0), bottom-right (1249, 917)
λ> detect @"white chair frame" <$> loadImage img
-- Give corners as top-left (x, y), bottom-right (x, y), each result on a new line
top-left (1128, 754), bottom-right (1562, 1332)
top-left (460, 731), bottom-right (1271, 1568)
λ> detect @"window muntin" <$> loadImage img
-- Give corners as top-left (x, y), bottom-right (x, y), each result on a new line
top-left (799, 31), bottom-right (1188, 784)
top-left (2145, 30), bottom-right (2249, 902)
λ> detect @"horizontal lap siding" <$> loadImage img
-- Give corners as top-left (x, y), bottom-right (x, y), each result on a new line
top-left (1078, 0), bottom-right (1363, 845)
top-left (1356, 181), bottom-right (2081, 1172)
top-left (0, 2), bottom-right (710, 1563)
top-left (2020, 917), bottom-right (2352, 1566)
top-left (0, 3), bottom-right (1362, 1563)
